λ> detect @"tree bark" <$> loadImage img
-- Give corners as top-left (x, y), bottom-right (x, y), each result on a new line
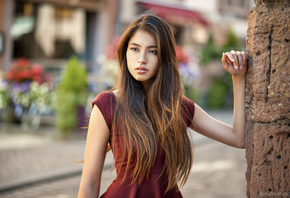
top-left (245, 1), bottom-right (290, 197)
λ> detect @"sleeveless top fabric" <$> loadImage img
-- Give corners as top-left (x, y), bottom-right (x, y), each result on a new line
top-left (92, 91), bottom-right (195, 198)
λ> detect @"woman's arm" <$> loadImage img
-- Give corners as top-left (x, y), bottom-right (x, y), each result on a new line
top-left (78, 105), bottom-right (110, 198)
top-left (189, 50), bottom-right (247, 148)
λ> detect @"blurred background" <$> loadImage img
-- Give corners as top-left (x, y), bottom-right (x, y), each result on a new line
top-left (0, 0), bottom-right (253, 197)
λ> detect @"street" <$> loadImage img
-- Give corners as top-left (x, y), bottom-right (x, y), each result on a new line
top-left (0, 110), bottom-right (247, 198)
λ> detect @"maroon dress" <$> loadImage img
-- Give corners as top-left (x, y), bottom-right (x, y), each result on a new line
top-left (92, 91), bottom-right (195, 198)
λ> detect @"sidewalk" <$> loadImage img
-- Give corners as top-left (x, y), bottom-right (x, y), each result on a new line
top-left (0, 110), bottom-right (247, 198)
top-left (0, 125), bottom-right (88, 191)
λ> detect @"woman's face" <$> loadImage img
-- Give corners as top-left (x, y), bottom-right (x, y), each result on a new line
top-left (126, 30), bottom-right (159, 83)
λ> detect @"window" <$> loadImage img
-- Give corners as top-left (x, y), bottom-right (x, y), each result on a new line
top-left (12, 2), bottom-right (86, 59)
top-left (219, 0), bottom-right (251, 19)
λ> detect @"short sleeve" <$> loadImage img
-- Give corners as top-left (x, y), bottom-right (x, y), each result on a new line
top-left (181, 97), bottom-right (195, 127)
top-left (92, 91), bottom-right (116, 131)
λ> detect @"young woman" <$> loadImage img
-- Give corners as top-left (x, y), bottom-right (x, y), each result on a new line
top-left (78, 14), bottom-right (247, 198)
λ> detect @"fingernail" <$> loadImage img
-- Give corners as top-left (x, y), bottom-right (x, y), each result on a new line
top-left (235, 65), bottom-right (238, 70)
top-left (240, 66), bottom-right (243, 70)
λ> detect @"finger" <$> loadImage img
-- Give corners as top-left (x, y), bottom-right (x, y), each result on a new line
top-left (221, 53), bottom-right (227, 69)
top-left (222, 52), bottom-right (232, 68)
top-left (230, 50), bottom-right (239, 70)
top-left (226, 52), bottom-right (236, 69)
top-left (236, 51), bottom-right (243, 70)
top-left (221, 52), bottom-right (227, 64)
top-left (241, 51), bottom-right (247, 65)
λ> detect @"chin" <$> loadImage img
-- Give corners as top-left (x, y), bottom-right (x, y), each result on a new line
top-left (135, 77), bottom-right (148, 82)
top-left (133, 75), bottom-right (149, 82)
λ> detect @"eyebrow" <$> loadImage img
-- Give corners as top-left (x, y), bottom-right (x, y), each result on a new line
top-left (128, 42), bottom-right (157, 48)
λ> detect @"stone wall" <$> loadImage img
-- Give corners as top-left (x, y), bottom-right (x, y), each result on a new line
top-left (245, 0), bottom-right (290, 197)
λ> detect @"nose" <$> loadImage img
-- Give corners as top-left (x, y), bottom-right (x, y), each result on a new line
top-left (138, 52), bottom-right (147, 65)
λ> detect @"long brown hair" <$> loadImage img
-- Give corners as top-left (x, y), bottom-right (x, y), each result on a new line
top-left (112, 14), bottom-right (193, 192)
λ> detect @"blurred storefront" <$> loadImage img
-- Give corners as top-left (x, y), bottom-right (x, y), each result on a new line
top-left (0, 0), bottom-right (117, 72)
top-left (0, 0), bottom-right (254, 110)
top-left (137, 0), bottom-right (209, 46)
top-left (0, 0), bottom-right (254, 72)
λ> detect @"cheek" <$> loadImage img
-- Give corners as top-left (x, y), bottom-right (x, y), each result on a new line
top-left (152, 58), bottom-right (159, 74)
top-left (126, 51), bottom-right (131, 67)
top-left (126, 51), bottom-right (134, 66)
top-left (126, 51), bottom-right (134, 74)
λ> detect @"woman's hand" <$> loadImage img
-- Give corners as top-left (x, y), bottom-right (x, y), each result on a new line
top-left (221, 50), bottom-right (247, 77)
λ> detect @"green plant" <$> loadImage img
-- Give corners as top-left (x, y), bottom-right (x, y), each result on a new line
top-left (184, 84), bottom-right (200, 104)
top-left (200, 29), bottom-right (242, 109)
top-left (206, 72), bottom-right (232, 109)
top-left (54, 56), bottom-right (88, 138)
top-left (222, 29), bottom-right (241, 52)
top-left (200, 29), bottom-right (242, 66)
top-left (200, 32), bottom-right (221, 66)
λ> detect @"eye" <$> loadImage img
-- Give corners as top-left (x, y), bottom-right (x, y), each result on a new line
top-left (130, 48), bottom-right (139, 52)
top-left (149, 50), bottom-right (157, 55)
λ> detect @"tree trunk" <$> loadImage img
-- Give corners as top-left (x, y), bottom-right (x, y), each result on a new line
top-left (245, 0), bottom-right (290, 197)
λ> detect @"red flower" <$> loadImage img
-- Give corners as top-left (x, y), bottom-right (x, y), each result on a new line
top-left (176, 46), bottom-right (189, 64)
top-left (33, 76), bottom-right (42, 84)
top-left (7, 70), bottom-right (14, 81)
top-left (18, 70), bottom-right (32, 80)
top-left (106, 36), bottom-right (120, 60)
top-left (17, 58), bottom-right (30, 69)
top-left (32, 64), bottom-right (43, 76)
top-left (44, 73), bottom-right (52, 83)
top-left (5, 58), bottom-right (51, 84)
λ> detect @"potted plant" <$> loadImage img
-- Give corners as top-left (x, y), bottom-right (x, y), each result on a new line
top-left (0, 58), bottom-right (53, 130)
top-left (54, 56), bottom-right (88, 138)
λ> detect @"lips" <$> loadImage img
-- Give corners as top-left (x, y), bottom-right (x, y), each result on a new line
top-left (135, 66), bottom-right (148, 74)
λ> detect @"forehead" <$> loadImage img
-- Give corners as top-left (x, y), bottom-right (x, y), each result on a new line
top-left (129, 30), bottom-right (156, 46)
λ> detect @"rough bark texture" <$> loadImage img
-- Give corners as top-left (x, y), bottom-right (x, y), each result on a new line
top-left (246, 1), bottom-right (290, 197)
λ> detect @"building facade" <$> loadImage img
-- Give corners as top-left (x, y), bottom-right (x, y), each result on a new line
top-left (0, 0), bottom-right (117, 71)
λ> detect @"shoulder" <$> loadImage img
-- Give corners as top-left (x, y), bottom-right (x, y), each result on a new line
top-left (181, 96), bottom-right (195, 110)
top-left (181, 96), bottom-right (195, 126)
top-left (95, 91), bottom-right (115, 101)
top-left (92, 91), bottom-right (117, 131)
top-left (92, 91), bottom-right (116, 107)
top-left (92, 91), bottom-right (116, 116)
